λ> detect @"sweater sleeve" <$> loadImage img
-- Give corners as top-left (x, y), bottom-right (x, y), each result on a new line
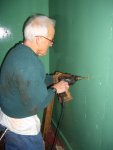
top-left (14, 58), bottom-right (55, 116)
top-left (45, 74), bottom-right (54, 87)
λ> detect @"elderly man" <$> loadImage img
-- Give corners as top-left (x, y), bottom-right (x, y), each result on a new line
top-left (0, 14), bottom-right (69, 150)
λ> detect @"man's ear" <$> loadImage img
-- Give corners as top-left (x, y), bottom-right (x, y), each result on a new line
top-left (35, 36), bottom-right (41, 45)
top-left (35, 36), bottom-right (39, 42)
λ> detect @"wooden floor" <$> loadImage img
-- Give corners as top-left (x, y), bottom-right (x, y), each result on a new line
top-left (44, 126), bottom-right (64, 150)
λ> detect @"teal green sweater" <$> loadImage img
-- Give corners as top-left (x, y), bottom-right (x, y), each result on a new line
top-left (0, 43), bottom-right (54, 118)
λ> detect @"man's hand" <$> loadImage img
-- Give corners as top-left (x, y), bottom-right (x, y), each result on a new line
top-left (52, 81), bottom-right (69, 94)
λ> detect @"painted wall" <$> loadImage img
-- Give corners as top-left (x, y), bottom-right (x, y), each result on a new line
top-left (49, 0), bottom-right (113, 150)
top-left (0, 0), bottom-right (49, 120)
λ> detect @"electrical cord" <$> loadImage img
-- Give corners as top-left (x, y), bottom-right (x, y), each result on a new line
top-left (50, 95), bottom-right (65, 150)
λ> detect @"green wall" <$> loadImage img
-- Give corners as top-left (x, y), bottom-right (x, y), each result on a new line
top-left (49, 0), bottom-right (113, 150)
top-left (0, 0), bottom-right (49, 72)
top-left (0, 0), bottom-right (49, 120)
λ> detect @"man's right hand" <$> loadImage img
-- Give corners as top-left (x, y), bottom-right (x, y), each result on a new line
top-left (52, 81), bottom-right (69, 94)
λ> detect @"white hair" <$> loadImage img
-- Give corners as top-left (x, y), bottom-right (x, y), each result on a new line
top-left (23, 14), bottom-right (56, 41)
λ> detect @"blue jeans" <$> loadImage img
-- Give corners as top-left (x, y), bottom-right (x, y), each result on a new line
top-left (0, 124), bottom-right (44, 150)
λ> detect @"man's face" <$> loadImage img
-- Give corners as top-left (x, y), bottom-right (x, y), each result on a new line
top-left (36, 25), bottom-right (55, 56)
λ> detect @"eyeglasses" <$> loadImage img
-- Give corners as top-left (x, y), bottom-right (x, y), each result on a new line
top-left (35, 36), bottom-right (54, 44)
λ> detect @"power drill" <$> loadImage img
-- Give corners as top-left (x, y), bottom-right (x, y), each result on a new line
top-left (54, 72), bottom-right (88, 102)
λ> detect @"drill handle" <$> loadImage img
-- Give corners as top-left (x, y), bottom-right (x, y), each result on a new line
top-left (58, 90), bottom-right (72, 103)
top-left (58, 92), bottom-right (66, 102)
top-left (53, 72), bottom-right (73, 102)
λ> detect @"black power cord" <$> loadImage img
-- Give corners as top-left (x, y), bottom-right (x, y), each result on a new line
top-left (50, 96), bottom-right (65, 150)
